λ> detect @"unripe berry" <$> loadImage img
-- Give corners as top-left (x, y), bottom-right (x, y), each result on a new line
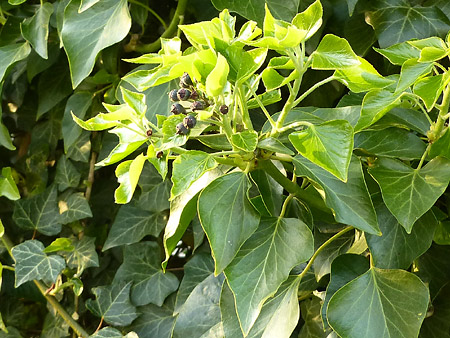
top-left (184, 115), bottom-right (196, 128)
top-left (219, 105), bottom-right (229, 114)
top-left (171, 103), bottom-right (185, 115)
top-left (176, 122), bottom-right (189, 135)
top-left (169, 89), bottom-right (179, 101)
top-left (156, 151), bottom-right (163, 159)
top-left (177, 88), bottom-right (191, 101)
top-left (146, 129), bottom-right (153, 137)
top-left (180, 72), bottom-right (193, 88)
top-left (191, 101), bottom-right (205, 111)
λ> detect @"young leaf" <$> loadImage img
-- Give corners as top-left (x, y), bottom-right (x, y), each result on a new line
top-left (171, 151), bottom-right (217, 200)
top-left (327, 268), bottom-right (429, 338)
top-left (311, 34), bottom-right (360, 70)
top-left (414, 74), bottom-right (450, 111)
top-left (289, 120), bottom-right (354, 182)
top-left (293, 156), bottom-right (380, 235)
top-left (20, 3), bottom-right (53, 59)
top-left (0, 167), bottom-right (20, 201)
top-left (231, 130), bottom-right (258, 152)
top-left (13, 185), bottom-right (61, 236)
top-left (366, 195), bottom-right (436, 269)
top-left (11, 240), bottom-right (66, 287)
top-left (224, 217), bottom-right (313, 335)
top-left (205, 53), bottom-right (229, 97)
top-left (43, 238), bottom-right (74, 253)
top-left (369, 157), bottom-right (450, 233)
top-left (292, 0), bottom-right (323, 41)
top-left (198, 172), bottom-right (260, 275)
top-left (114, 242), bottom-right (179, 306)
top-left (114, 153), bottom-right (146, 204)
top-left (395, 58), bottom-right (433, 93)
top-left (61, 0), bottom-right (131, 88)
top-left (85, 282), bottom-right (138, 326)
top-left (120, 87), bottom-right (147, 116)
top-left (374, 41), bottom-right (420, 65)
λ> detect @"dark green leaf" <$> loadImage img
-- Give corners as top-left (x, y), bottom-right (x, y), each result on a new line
top-left (86, 282), bottom-right (138, 326)
top-left (419, 283), bottom-right (450, 338)
top-left (198, 172), bottom-right (260, 274)
top-left (354, 128), bottom-right (427, 160)
top-left (114, 242), bottom-right (179, 306)
top-left (257, 137), bottom-right (294, 155)
top-left (293, 156), bottom-right (380, 235)
top-left (61, 0), bottom-right (131, 87)
top-left (58, 192), bottom-right (93, 224)
top-left (13, 185), bottom-right (61, 236)
top-left (65, 236), bottom-right (99, 274)
top-left (366, 0), bottom-right (450, 48)
top-left (369, 157), bottom-right (450, 233)
top-left (224, 217), bottom-right (313, 334)
top-left (172, 274), bottom-right (225, 338)
top-left (55, 155), bottom-right (81, 191)
top-left (11, 240), bottom-right (66, 287)
top-left (289, 120), bottom-right (354, 182)
top-left (0, 43), bottom-right (31, 83)
top-left (40, 313), bottom-right (69, 338)
top-left (299, 296), bottom-right (332, 338)
top-left (251, 169), bottom-right (283, 216)
top-left (327, 268), bottom-right (429, 338)
top-left (103, 202), bottom-right (167, 250)
top-left (20, 3), bottom-right (53, 59)
top-left (430, 127), bottom-right (450, 159)
top-left (321, 254), bottom-right (369, 330)
top-left (231, 130), bottom-right (258, 152)
top-left (62, 92), bottom-right (93, 152)
top-left (137, 163), bottom-right (170, 212)
top-left (129, 304), bottom-right (175, 338)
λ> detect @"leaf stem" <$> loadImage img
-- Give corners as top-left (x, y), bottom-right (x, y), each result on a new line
top-left (127, 0), bottom-right (168, 29)
top-left (277, 120), bottom-right (313, 134)
top-left (416, 143), bottom-right (431, 170)
top-left (237, 86), bottom-right (254, 131)
top-left (133, 0), bottom-right (189, 53)
top-left (431, 83), bottom-right (450, 141)
top-left (292, 75), bottom-right (336, 107)
top-left (298, 226), bottom-right (354, 280)
top-left (279, 194), bottom-right (294, 218)
top-left (248, 85), bottom-right (277, 128)
top-left (2, 265), bottom-right (14, 271)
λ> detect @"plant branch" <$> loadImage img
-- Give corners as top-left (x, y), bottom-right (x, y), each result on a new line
top-left (133, 0), bottom-right (189, 53)
top-left (298, 226), bottom-right (354, 280)
top-left (431, 83), bottom-right (450, 141)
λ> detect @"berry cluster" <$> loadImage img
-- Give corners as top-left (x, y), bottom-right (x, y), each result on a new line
top-left (169, 72), bottom-right (207, 115)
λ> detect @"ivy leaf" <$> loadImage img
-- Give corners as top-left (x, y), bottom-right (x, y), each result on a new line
top-left (374, 41), bottom-right (421, 65)
top-left (419, 283), bottom-right (450, 338)
top-left (430, 127), bottom-right (450, 159)
top-left (137, 163), bottom-right (170, 212)
top-left (0, 167), bottom-right (20, 200)
top-left (354, 128), bottom-right (427, 160)
top-left (62, 92), bottom-right (93, 152)
top-left (355, 89), bottom-right (402, 131)
top-left (289, 120), bottom-right (353, 182)
top-left (224, 217), bottom-right (313, 335)
top-left (395, 58), bottom-right (433, 93)
top-left (120, 87), bottom-right (146, 116)
top-left (327, 268), bottom-right (429, 338)
top-left (0, 122), bottom-right (15, 151)
top-left (114, 242), bottom-right (179, 306)
top-left (366, 0), bottom-right (450, 48)
top-left (61, 0), bottom-right (131, 88)
top-left (230, 130), bottom-right (258, 152)
top-left (171, 151), bottom-right (217, 200)
top-left (366, 195), bottom-right (437, 269)
top-left (257, 137), bottom-right (294, 155)
top-left (0, 43), bottom-right (31, 83)
top-left (211, 0), bottom-right (300, 26)
top-left (311, 34), bottom-right (360, 70)
top-left (115, 153), bottom-right (146, 204)
top-left (20, 3), bottom-right (53, 59)
top-left (55, 155), bottom-right (81, 191)
top-left (13, 185), bottom-right (61, 236)
top-left (251, 169), bottom-right (284, 217)
top-left (79, 0), bottom-right (100, 13)
top-left (299, 296), bottom-right (332, 338)
top-left (414, 74), bottom-right (450, 111)
top-left (43, 238), bottom-right (74, 253)
top-left (129, 303), bottom-right (176, 338)
top-left (163, 168), bottom-right (224, 268)
top-left (103, 202), bottom-right (167, 250)
top-left (41, 313), bottom-right (70, 338)
top-left (65, 236), bottom-right (99, 274)
top-left (58, 192), bottom-right (93, 224)
top-left (11, 240), bottom-right (66, 287)
top-left (369, 157), bottom-right (450, 233)
top-left (205, 53), bottom-right (229, 97)
top-left (172, 274), bottom-right (225, 338)
top-left (198, 172), bottom-right (260, 275)
top-left (292, 0), bottom-right (323, 41)
top-left (86, 282), bottom-right (138, 327)
top-left (321, 254), bottom-right (370, 330)
top-left (293, 156), bottom-right (380, 235)
top-left (174, 253), bottom-right (214, 313)
top-left (90, 327), bottom-right (138, 338)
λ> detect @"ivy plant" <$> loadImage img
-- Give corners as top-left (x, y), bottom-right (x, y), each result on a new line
top-left (2, 0), bottom-right (450, 337)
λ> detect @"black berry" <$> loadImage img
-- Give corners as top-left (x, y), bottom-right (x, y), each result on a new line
top-left (169, 89), bottom-right (179, 101)
top-left (156, 151), bottom-right (163, 159)
top-left (219, 105), bottom-right (229, 114)
top-left (184, 115), bottom-right (197, 129)
top-left (180, 72), bottom-right (193, 88)
top-left (191, 101), bottom-right (205, 111)
top-left (146, 129), bottom-right (153, 137)
top-left (176, 122), bottom-right (189, 135)
top-left (177, 88), bottom-right (191, 101)
top-left (171, 103), bottom-right (186, 115)
top-left (190, 90), bottom-right (199, 101)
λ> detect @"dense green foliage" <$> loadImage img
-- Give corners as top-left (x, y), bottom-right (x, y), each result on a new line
top-left (2, 0), bottom-right (450, 337)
